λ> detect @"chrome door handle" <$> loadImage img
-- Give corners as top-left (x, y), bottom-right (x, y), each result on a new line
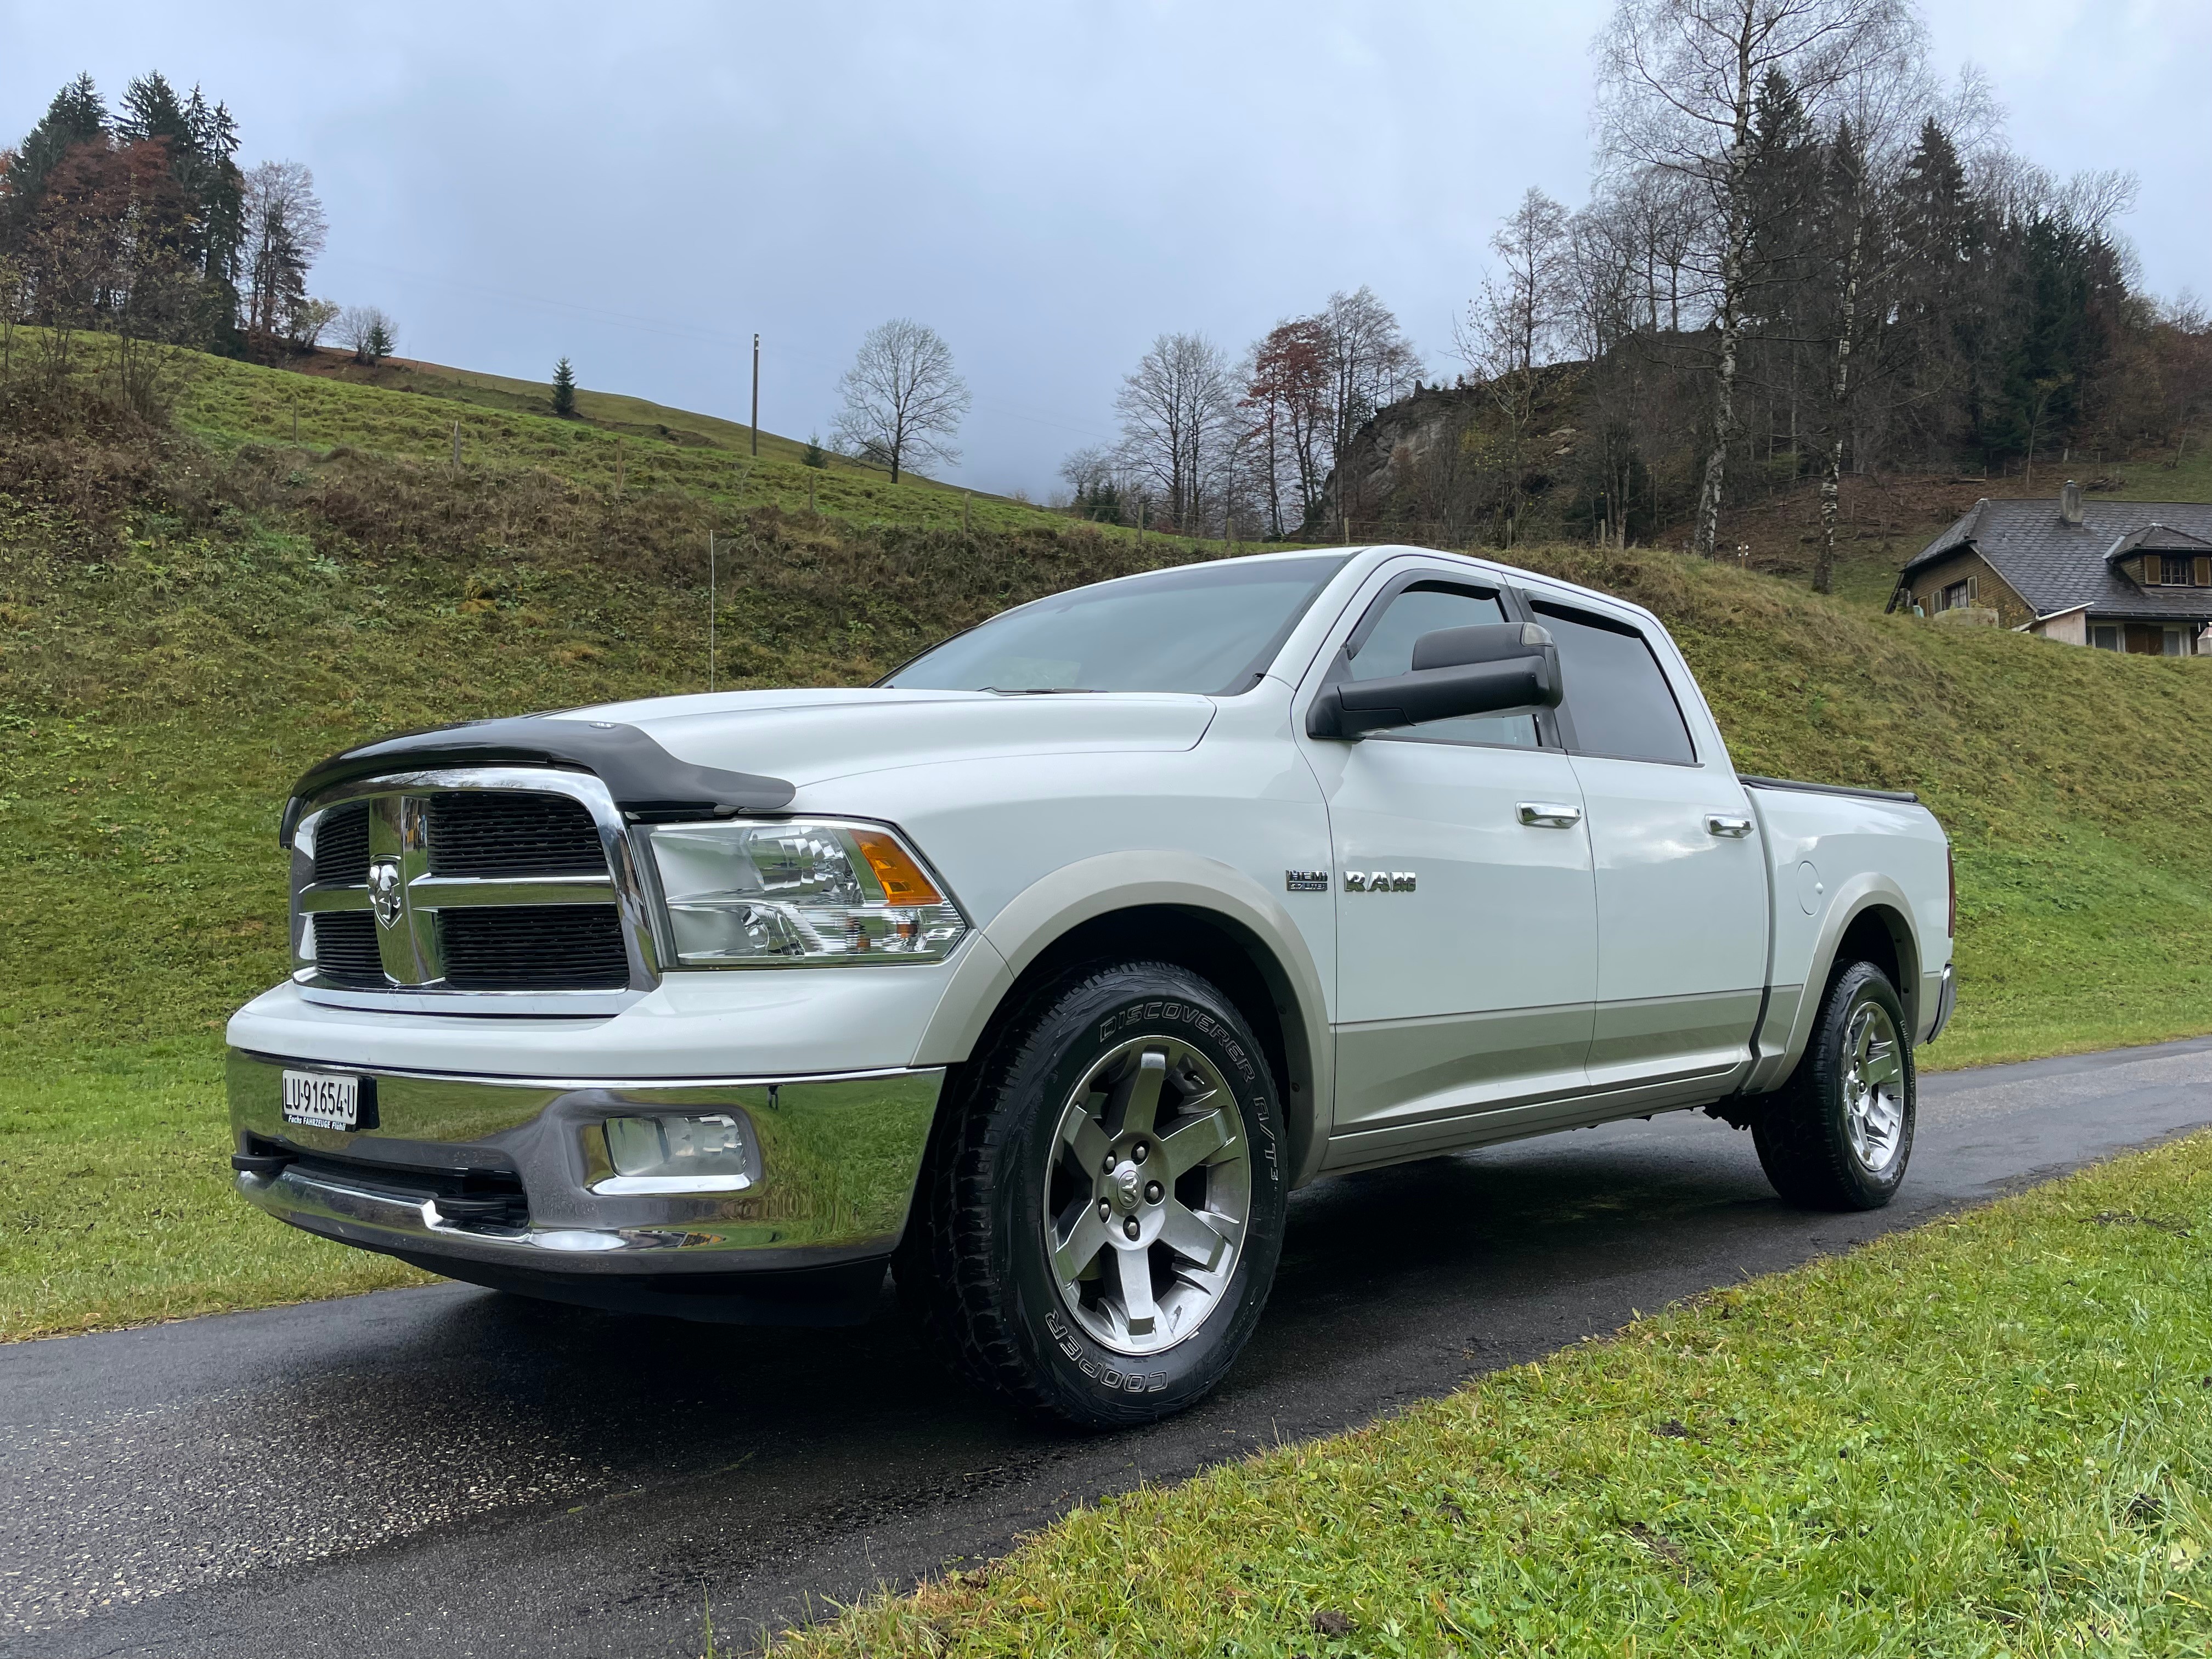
top-left (1516, 802), bottom-right (1583, 828)
top-left (1706, 814), bottom-right (1754, 838)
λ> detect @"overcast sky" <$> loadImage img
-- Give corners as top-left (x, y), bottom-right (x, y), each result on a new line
top-left (4, 1), bottom-right (2205, 494)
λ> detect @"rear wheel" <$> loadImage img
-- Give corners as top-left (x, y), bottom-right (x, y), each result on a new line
top-left (897, 960), bottom-right (1288, 1427)
top-left (1752, 959), bottom-right (1915, 1210)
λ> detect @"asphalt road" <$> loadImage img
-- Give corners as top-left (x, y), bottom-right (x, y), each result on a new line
top-left (7, 1034), bottom-right (2211, 1658)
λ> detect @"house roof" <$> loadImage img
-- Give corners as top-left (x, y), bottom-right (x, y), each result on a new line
top-left (1899, 498), bottom-right (2212, 620)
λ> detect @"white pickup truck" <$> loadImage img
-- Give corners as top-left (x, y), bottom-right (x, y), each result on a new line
top-left (228, 544), bottom-right (1955, 1425)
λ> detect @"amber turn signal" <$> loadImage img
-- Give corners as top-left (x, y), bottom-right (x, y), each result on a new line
top-left (853, 829), bottom-right (944, 905)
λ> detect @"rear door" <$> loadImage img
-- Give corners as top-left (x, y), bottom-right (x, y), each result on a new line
top-left (1299, 571), bottom-right (1598, 1164)
top-left (1531, 598), bottom-right (1767, 1103)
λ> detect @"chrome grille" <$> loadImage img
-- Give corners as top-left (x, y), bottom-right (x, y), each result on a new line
top-left (313, 800), bottom-right (373, 884)
top-left (312, 911), bottom-right (385, 986)
top-left (292, 770), bottom-right (655, 1008)
top-left (442, 905), bottom-right (630, 988)
top-left (428, 791), bottom-right (605, 876)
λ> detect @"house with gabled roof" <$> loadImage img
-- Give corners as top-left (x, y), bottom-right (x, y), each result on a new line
top-left (1889, 482), bottom-right (2212, 656)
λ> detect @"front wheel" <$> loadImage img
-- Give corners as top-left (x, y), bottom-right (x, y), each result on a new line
top-left (897, 960), bottom-right (1288, 1427)
top-left (1752, 959), bottom-right (1916, 1210)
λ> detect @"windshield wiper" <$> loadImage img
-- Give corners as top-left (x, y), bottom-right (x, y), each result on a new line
top-left (977, 686), bottom-right (1103, 695)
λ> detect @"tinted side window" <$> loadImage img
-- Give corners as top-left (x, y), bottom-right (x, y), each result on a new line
top-left (1532, 602), bottom-right (1695, 764)
top-left (1347, 583), bottom-right (1539, 748)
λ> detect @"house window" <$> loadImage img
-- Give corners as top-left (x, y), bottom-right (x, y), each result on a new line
top-left (2165, 628), bottom-right (2192, 657)
top-left (2162, 555), bottom-right (2194, 586)
top-left (2091, 624), bottom-right (2123, 651)
top-left (1941, 577), bottom-right (1976, 610)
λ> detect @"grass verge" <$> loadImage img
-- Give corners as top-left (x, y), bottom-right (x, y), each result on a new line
top-left (776, 1131), bottom-right (2212, 1657)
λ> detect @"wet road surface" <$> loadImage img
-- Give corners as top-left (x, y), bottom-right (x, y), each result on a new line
top-left (6, 1035), bottom-right (2210, 1657)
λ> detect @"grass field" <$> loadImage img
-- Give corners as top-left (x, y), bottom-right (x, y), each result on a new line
top-left (159, 338), bottom-right (1111, 540)
top-left (774, 1128), bottom-right (2212, 1657)
top-left (284, 346), bottom-right (834, 469)
top-left (3, 348), bottom-right (2211, 1342)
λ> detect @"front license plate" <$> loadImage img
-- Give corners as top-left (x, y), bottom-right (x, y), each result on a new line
top-left (282, 1070), bottom-right (362, 1131)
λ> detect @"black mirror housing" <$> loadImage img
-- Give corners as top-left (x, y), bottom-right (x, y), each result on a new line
top-left (1307, 622), bottom-right (1561, 741)
top-left (1410, 620), bottom-right (1553, 670)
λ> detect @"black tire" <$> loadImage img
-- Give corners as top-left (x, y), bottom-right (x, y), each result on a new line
top-left (895, 960), bottom-right (1289, 1428)
top-left (1752, 959), bottom-right (1916, 1211)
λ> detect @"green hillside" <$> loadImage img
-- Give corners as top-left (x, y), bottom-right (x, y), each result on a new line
top-left (3, 347), bottom-right (2210, 1339)
top-left (163, 340), bottom-right (1074, 534)
top-left (286, 347), bottom-right (881, 476)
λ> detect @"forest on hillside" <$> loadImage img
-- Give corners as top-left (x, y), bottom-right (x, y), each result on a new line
top-left (0, 70), bottom-right (397, 412)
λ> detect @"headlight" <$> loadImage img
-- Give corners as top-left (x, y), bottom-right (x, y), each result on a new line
top-left (645, 817), bottom-right (969, 966)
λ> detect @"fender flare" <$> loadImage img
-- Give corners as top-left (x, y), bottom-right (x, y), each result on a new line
top-left (1748, 873), bottom-right (1927, 1093)
top-left (911, 851), bottom-right (1335, 1187)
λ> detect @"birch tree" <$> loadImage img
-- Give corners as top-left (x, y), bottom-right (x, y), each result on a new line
top-left (1596, 0), bottom-right (1916, 558)
top-left (1457, 188), bottom-right (1572, 545)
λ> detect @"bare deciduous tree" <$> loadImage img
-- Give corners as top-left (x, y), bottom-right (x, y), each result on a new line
top-left (1457, 188), bottom-right (1573, 545)
top-left (240, 160), bottom-right (325, 356)
top-left (1240, 316), bottom-right (1334, 538)
top-left (1597, 0), bottom-right (1917, 558)
top-left (1115, 331), bottom-right (1238, 533)
top-left (338, 303), bottom-right (397, 364)
top-left (831, 318), bottom-right (970, 484)
top-left (1319, 286), bottom-right (1419, 529)
top-left (289, 297), bottom-right (338, 350)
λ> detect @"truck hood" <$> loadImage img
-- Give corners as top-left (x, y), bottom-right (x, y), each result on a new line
top-left (548, 687), bottom-right (1218, 791)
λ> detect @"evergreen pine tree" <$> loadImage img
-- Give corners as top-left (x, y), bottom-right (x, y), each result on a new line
top-left (803, 431), bottom-right (827, 467)
top-left (2, 74), bottom-right (110, 250)
top-left (117, 71), bottom-right (188, 146)
top-left (551, 357), bottom-right (577, 418)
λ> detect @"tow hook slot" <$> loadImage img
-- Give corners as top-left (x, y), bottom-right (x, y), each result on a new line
top-left (232, 1150), bottom-right (296, 1179)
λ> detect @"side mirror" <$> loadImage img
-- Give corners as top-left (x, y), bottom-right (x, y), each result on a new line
top-left (1307, 622), bottom-right (1560, 741)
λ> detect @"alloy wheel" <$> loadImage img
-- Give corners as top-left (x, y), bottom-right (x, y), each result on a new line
top-left (1040, 1036), bottom-right (1251, 1357)
top-left (1841, 996), bottom-right (1906, 1175)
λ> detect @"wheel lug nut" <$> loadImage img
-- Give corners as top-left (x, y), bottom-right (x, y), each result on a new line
top-left (1097, 1199), bottom-right (1111, 1221)
top-left (1132, 1141), bottom-right (1149, 1163)
top-left (1144, 1181), bottom-right (1163, 1204)
top-left (1122, 1217), bottom-right (1141, 1240)
top-left (1103, 1153), bottom-right (1118, 1174)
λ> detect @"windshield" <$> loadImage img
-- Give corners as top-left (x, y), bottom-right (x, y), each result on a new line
top-left (882, 554), bottom-right (1351, 696)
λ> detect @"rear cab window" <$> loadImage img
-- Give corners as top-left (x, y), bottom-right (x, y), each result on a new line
top-left (1529, 600), bottom-right (1697, 765)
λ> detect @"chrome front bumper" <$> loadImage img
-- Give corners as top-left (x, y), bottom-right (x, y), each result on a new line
top-left (227, 1050), bottom-right (943, 1282)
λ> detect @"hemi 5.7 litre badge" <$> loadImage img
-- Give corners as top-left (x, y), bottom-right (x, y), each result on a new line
top-left (1285, 870), bottom-right (1329, 892)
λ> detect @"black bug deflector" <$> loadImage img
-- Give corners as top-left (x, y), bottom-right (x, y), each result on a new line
top-left (279, 715), bottom-right (796, 845)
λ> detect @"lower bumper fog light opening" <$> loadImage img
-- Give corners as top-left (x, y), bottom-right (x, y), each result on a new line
top-left (594, 1113), bottom-right (761, 1195)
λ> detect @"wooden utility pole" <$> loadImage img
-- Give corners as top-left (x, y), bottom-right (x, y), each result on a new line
top-left (750, 333), bottom-right (760, 458)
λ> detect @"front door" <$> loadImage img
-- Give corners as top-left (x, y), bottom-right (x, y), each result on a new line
top-left (1302, 575), bottom-right (1599, 1164)
top-left (1530, 599), bottom-right (1768, 1101)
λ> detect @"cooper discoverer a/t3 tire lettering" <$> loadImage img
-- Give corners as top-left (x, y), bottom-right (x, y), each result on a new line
top-left (895, 960), bottom-right (1288, 1427)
